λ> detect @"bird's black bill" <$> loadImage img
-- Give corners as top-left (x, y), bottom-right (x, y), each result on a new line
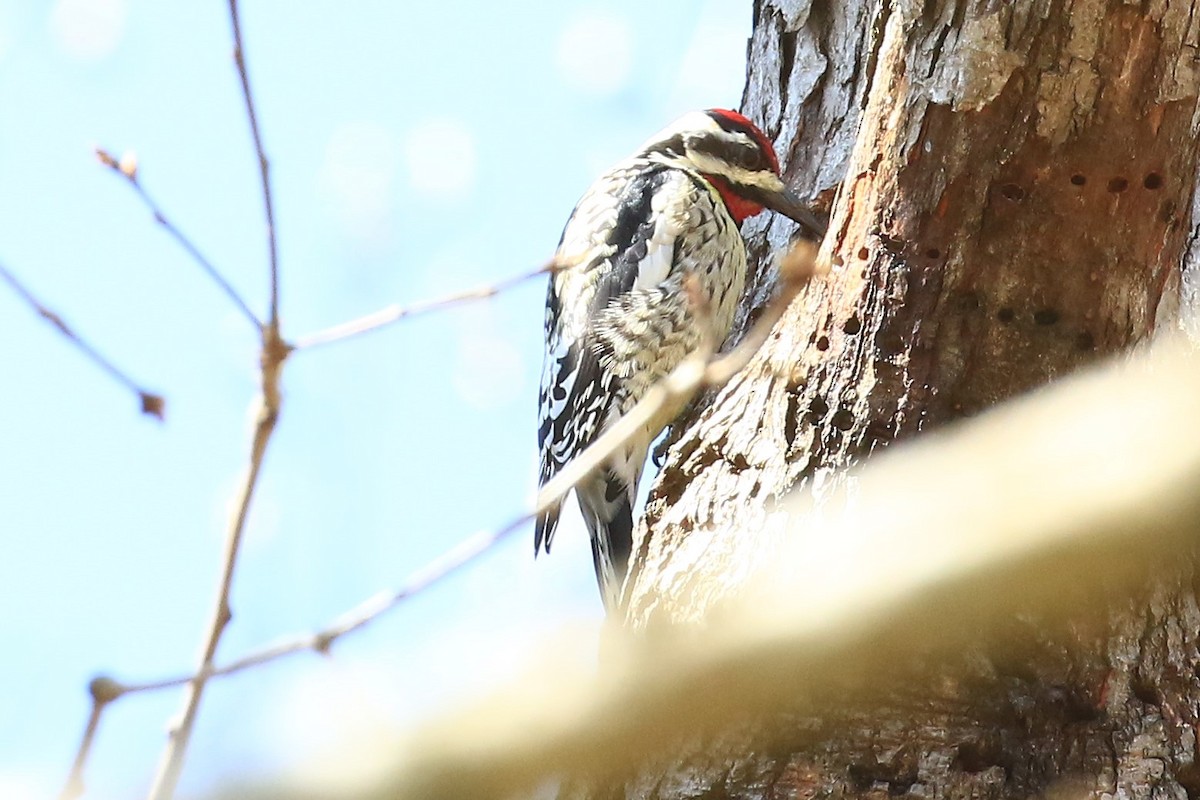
top-left (760, 187), bottom-right (827, 238)
top-left (733, 180), bottom-right (827, 237)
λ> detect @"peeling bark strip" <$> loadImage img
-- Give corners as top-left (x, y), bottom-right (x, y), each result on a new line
top-left (598, 0), bottom-right (1200, 797)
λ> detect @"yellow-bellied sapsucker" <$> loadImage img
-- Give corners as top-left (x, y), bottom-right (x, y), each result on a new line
top-left (536, 108), bottom-right (822, 611)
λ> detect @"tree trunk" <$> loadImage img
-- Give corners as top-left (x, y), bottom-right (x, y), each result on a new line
top-left (596, 0), bottom-right (1200, 797)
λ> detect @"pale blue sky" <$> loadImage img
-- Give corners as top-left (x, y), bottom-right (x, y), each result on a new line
top-left (0, 1), bottom-right (750, 796)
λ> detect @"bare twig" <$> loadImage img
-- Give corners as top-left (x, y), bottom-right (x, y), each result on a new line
top-left (291, 260), bottom-right (558, 351)
top-left (146, 334), bottom-right (284, 800)
top-left (143, 3), bottom-right (286, 798)
top-left (57, 678), bottom-right (121, 800)
top-left (0, 261), bottom-right (165, 419)
top-left (228, 0), bottom-right (279, 324)
top-left (72, 515), bottom-right (532, 702)
top-left (95, 148), bottom-right (262, 329)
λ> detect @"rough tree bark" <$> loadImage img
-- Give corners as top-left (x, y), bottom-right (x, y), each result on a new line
top-left (587, 0), bottom-right (1200, 798)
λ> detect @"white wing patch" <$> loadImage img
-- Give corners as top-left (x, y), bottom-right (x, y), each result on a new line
top-left (628, 209), bottom-right (676, 291)
top-left (632, 189), bottom-right (683, 291)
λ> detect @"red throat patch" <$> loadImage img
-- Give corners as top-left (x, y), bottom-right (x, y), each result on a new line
top-left (704, 174), bottom-right (765, 224)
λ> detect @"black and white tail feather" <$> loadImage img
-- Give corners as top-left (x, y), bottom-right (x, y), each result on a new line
top-left (535, 109), bottom-right (822, 613)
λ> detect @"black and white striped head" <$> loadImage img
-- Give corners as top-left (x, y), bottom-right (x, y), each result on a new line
top-left (639, 108), bottom-right (823, 233)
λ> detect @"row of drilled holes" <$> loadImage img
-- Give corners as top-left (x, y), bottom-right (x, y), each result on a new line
top-left (808, 311), bottom-right (862, 431)
top-left (814, 307), bottom-right (1094, 362)
top-left (1001, 171), bottom-right (1164, 200)
top-left (808, 396), bottom-right (855, 431)
top-left (802, 297), bottom-right (1094, 431)
top-left (813, 314), bottom-right (862, 353)
top-left (808, 169), bottom-right (1149, 433)
top-left (813, 167), bottom-right (1132, 427)
top-left (1075, 172), bottom-right (1163, 190)
top-left (818, 305), bottom-right (1086, 340)
top-left (846, 172), bottom-right (1167, 264)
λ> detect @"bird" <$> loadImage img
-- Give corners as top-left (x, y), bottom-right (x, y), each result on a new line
top-left (535, 108), bottom-right (823, 612)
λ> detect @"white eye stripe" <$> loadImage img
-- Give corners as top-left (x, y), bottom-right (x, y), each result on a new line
top-left (684, 150), bottom-right (785, 190)
top-left (686, 132), bottom-right (766, 170)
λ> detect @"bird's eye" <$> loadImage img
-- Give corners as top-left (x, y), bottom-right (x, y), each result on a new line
top-left (738, 144), bottom-right (766, 171)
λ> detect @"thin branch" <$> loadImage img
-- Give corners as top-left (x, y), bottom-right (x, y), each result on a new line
top-left (95, 148), bottom-right (262, 329)
top-left (145, 331), bottom-right (285, 800)
top-left (228, 0), bottom-right (279, 324)
top-left (57, 678), bottom-right (121, 800)
top-left (58, 703), bottom-right (100, 800)
top-left (291, 260), bottom-right (558, 351)
top-left (73, 516), bottom-right (533, 702)
top-left (0, 261), bottom-right (165, 419)
top-left (59, 244), bottom-right (822, 719)
top-left (142, 3), bottom-right (284, 797)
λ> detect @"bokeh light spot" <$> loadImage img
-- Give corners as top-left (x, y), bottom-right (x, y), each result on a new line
top-left (403, 118), bottom-right (476, 201)
top-left (555, 12), bottom-right (633, 97)
top-left (321, 121), bottom-right (398, 244)
top-left (49, 0), bottom-right (126, 61)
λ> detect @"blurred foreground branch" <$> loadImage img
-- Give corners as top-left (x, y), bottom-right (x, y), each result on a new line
top-left (0, 260), bottom-right (164, 419)
top-left (228, 336), bottom-right (1200, 800)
